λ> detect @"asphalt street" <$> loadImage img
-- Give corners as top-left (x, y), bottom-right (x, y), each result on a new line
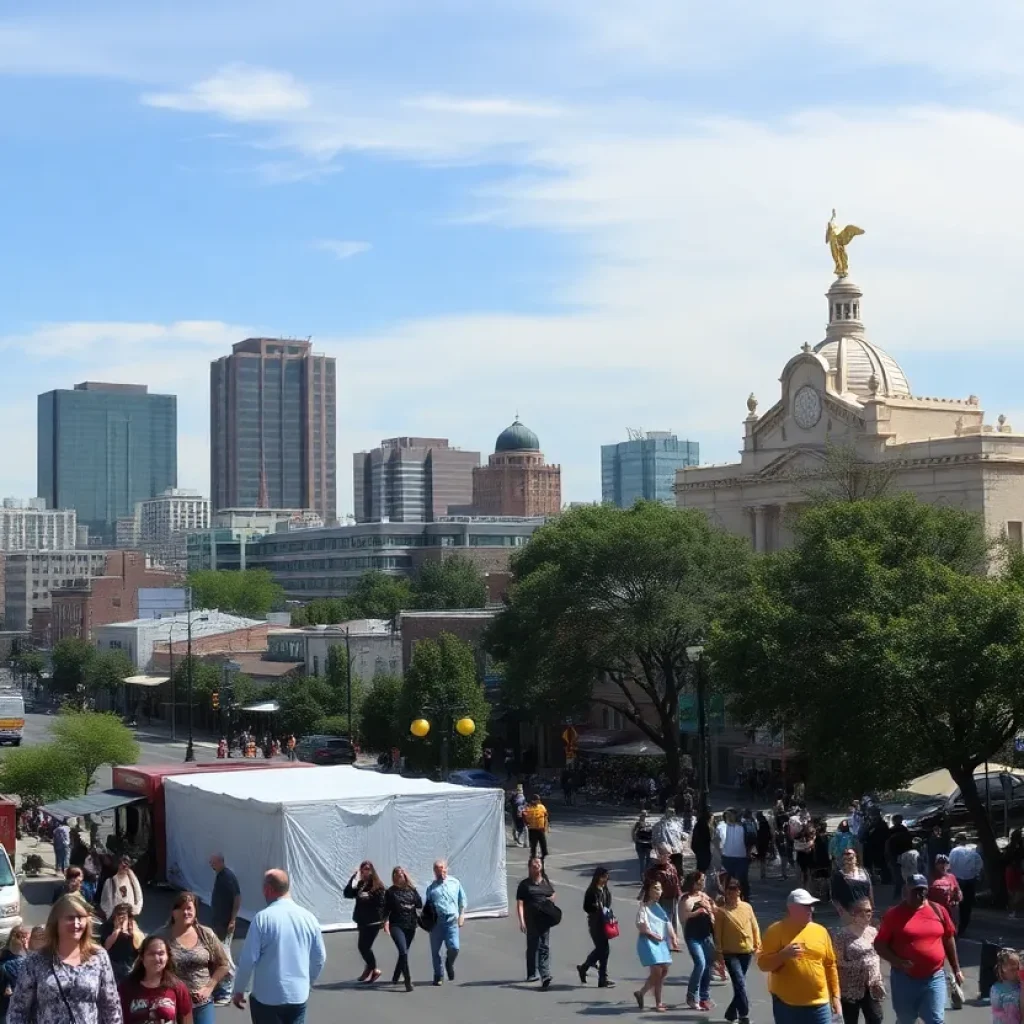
top-left (15, 712), bottom-right (1022, 1024)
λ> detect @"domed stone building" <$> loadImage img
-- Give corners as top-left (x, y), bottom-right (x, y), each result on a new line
top-left (470, 417), bottom-right (562, 517)
top-left (677, 273), bottom-right (1023, 552)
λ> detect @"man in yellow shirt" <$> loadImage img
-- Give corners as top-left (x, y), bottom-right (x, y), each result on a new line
top-left (522, 794), bottom-right (550, 863)
top-left (757, 888), bottom-right (840, 1024)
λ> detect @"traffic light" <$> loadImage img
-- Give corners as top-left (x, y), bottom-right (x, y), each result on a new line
top-left (212, 691), bottom-right (220, 710)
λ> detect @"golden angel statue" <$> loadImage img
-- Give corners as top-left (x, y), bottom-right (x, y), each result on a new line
top-left (825, 209), bottom-right (864, 277)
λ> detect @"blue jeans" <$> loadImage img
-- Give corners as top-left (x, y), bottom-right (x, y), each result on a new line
top-left (429, 917), bottom-right (460, 980)
top-left (212, 926), bottom-right (234, 1001)
top-left (192, 1001), bottom-right (216, 1024)
top-left (890, 968), bottom-right (945, 1024)
top-left (636, 845), bottom-right (651, 879)
top-left (724, 953), bottom-right (752, 1019)
top-left (722, 855), bottom-right (751, 898)
top-left (686, 935), bottom-right (716, 1001)
top-left (772, 996), bottom-right (831, 1024)
top-left (249, 996), bottom-right (307, 1024)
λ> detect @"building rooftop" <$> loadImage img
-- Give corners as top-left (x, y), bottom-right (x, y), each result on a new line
top-left (98, 610), bottom-right (264, 637)
top-left (302, 618), bottom-right (395, 635)
top-left (495, 417), bottom-right (540, 453)
top-left (398, 609), bottom-right (495, 619)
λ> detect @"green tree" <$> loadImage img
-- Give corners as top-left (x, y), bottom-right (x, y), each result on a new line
top-left (412, 556), bottom-right (487, 610)
top-left (86, 650), bottom-right (135, 696)
top-left (487, 502), bottom-right (751, 785)
top-left (50, 638), bottom-right (96, 697)
top-left (358, 675), bottom-right (404, 753)
top-left (346, 572), bottom-right (412, 623)
top-left (0, 744), bottom-right (81, 805)
top-left (170, 657), bottom-right (223, 707)
top-left (324, 647), bottom-right (363, 736)
top-left (277, 689), bottom-right (326, 738)
top-left (49, 711), bottom-right (140, 793)
top-left (710, 494), bottom-right (1020, 890)
top-left (401, 633), bottom-right (489, 773)
top-left (186, 569), bottom-right (284, 618)
top-left (11, 651), bottom-right (44, 689)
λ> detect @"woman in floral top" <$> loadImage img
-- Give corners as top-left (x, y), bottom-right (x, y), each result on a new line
top-left (7, 893), bottom-right (122, 1024)
top-left (832, 898), bottom-right (885, 1024)
top-left (158, 891), bottom-right (229, 1024)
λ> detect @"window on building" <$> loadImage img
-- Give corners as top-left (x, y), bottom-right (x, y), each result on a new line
top-left (1009, 521), bottom-right (1024, 550)
top-left (108, 640), bottom-right (122, 650)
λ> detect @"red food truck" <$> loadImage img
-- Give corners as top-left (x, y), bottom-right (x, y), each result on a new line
top-left (42, 761), bottom-right (312, 883)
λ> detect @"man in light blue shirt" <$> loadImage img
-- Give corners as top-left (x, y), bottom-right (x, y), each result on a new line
top-left (425, 859), bottom-right (466, 985)
top-left (232, 869), bottom-right (327, 1024)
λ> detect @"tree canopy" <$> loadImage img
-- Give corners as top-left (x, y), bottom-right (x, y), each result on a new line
top-left (411, 557), bottom-right (487, 610)
top-left (186, 569), bottom-right (284, 618)
top-left (290, 572), bottom-right (412, 627)
top-left (50, 637), bottom-right (96, 697)
top-left (358, 675), bottom-right (404, 753)
top-left (49, 711), bottom-right (140, 793)
top-left (711, 494), bottom-right (1024, 884)
top-left (402, 633), bottom-right (489, 772)
top-left (86, 650), bottom-right (135, 695)
top-left (487, 501), bottom-right (751, 783)
top-left (0, 745), bottom-right (81, 806)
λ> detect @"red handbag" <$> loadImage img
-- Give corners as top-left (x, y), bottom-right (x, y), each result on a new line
top-left (604, 917), bottom-right (620, 939)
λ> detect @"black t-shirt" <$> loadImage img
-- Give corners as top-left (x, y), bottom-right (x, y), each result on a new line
top-left (516, 877), bottom-right (554, 911)
top-left (211, 867), bottom-right (241, 930)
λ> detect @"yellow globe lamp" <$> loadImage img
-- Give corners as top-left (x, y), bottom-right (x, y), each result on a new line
top-left (410, 718), bottom-right (431, 738)
top-left (455, 717), bottom-right (476, 737)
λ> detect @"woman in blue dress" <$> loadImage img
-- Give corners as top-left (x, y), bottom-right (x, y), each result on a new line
top-left (634, 878), bottom-right (678, 1011)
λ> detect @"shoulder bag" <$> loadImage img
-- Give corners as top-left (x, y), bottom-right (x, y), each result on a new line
top-left (49, 959), bottom-right (79, 1024)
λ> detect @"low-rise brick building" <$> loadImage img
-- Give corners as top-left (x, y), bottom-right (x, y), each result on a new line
top-left (49, 551), bottom-right (180, 643)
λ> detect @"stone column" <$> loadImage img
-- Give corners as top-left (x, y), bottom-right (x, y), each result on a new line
top-left (752, 505), bottom-right (767, 553)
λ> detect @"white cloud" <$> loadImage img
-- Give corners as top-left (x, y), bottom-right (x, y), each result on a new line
top-left (314, 239), bottom-right (371, 260)
top-left (405, 94), bottom-right (564, 118)
top-left (0, 320), bottom-right (251, 358)
top-left (142, 64), bottom-right (310, 121)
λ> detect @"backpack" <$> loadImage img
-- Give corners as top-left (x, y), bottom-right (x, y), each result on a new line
top-left (742, 818), bottom-right (757, 847)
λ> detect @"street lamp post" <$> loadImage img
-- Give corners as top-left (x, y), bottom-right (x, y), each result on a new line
top-left (184, 588), bottom-right (195, 763)
top-left (344, 628), bottom-right (352, 737)
top-left (410, 708), bottom-right (475, 778)
top-left (686, 645), bottom-right (710, 817)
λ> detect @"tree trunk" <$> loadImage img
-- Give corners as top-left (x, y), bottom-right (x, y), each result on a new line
top-left (658, 708), bottom-right (682, 789)
top-left (948, 764), bottom-right (1005, 903)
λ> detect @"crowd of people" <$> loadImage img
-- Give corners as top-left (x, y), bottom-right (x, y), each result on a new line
top-left (0, 861), bottom-right (324, 1024)
top-left (214, 733), bottom-right (300, 761)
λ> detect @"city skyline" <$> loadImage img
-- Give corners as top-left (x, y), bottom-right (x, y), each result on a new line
top-left (3, 4), bottom-right (1023, 516)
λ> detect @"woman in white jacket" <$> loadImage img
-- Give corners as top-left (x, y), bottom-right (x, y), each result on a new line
top-left (99, 854), bottom-right (144, 919)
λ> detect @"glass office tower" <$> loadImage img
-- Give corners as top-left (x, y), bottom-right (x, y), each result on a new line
top-left (37, 382), bottom-right (177, 542)
top-left (601, 431), bottom-right (700, 508)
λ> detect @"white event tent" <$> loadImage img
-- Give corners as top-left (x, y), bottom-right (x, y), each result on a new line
top-left (164, 766), bottom-right (508, 931)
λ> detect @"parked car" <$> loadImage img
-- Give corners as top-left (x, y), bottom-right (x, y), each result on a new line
top-left (295, 735), bottom-right (356, 766)
top-left (877, 770), bottom-right (1024, 835)
top-left (447, 769), bottom-right (502, 789)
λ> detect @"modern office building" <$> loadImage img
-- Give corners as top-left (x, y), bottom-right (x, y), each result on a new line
top-left (470, 418), bottom-right (561, 517)
top-left (37, 382), bottom-right (177, 542)
top-left (210, 338), bottom-right (337, 523)
top-left (601, 432), bottom-right (701, 508)
top-left (0, 499), bottom-right (77, 551)
top-left (248, 516), bottom-right (546, 599)
top-left (353, 437), bottom-right (480, 522)
top-left (185, 508), bottom-right (323, 573)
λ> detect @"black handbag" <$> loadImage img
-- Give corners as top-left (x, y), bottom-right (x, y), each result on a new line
top-left (534, 898), bottom-right (563, 927)
top-left (418, 899), bottom-right (438, 932)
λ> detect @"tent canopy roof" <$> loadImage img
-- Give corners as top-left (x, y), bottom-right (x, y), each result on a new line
top-left (165, 764), bottom-right (471, 805)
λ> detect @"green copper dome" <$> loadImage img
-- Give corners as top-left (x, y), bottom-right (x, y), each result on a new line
top-left (495, 417), bottom-right (540, 453)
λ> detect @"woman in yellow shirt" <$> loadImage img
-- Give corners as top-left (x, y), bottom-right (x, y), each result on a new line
top-left (714, 877), bottom-right (761, 1024)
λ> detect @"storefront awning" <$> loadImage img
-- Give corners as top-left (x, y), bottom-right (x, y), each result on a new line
top-left (40, 790), bottom-right (144, 822)
top-left (734, 744), bottom-right (798, 760)
top-left (587, 740), bottom-right (666, 757)
top-left (241, 700), bottom-right (281, 713)
top-left (123, 675), bottom-right (169, 687)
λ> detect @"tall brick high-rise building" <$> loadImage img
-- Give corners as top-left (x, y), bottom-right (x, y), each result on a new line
top-left (210, 338), bottom-right (336, 523)
top-left (471, 418), bottom-right (561, 517)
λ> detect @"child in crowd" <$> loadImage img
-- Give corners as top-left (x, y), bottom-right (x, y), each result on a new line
top-left (990, 947), bottom-right (1023, 1024)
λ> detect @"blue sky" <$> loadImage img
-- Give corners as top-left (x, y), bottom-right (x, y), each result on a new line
top-left (3, 2), bottom-right (1024, 514)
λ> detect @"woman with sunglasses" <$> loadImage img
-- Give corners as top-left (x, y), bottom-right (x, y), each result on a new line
top-left (831, 848), bottom-right (873, 919)
top-left (713, 876), bottom-right (760, 1024)
top-left (833, 899), bottom-right (884, 1024)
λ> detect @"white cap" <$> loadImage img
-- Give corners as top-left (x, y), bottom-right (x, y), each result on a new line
top-left (787, 888), bottom-right (819, 906)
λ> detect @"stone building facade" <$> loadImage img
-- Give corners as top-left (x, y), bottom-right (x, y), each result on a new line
top-left (676, 273), bottom-right (1024, 552)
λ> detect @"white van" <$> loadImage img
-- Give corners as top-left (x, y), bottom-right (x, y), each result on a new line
top-left (0, 846), bottom-right (22, 937)
top-left (0, 692), bottom-right (25, 746)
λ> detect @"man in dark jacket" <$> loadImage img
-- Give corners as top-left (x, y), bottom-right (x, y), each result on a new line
top-left (885, 814), bottom-right (915, 901)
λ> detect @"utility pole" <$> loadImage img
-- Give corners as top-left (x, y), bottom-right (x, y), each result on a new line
top-left (344, 628), bottom-right (352, 738)
top-left (184, 588), bottom-right (195, 762)
top-left (167, 623), bottom-right (176, 742)
top-left (696, 656), bottom-right (710, 817)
